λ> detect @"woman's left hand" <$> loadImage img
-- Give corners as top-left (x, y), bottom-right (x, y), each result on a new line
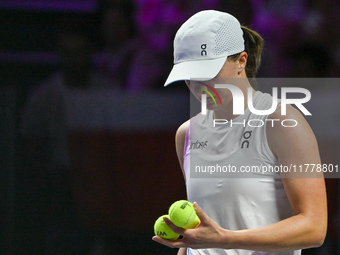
top-left (152, 202), bottom-right (230, 249)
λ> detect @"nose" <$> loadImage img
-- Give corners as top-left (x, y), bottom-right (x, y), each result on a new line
top-left (196, 82), bottom-right (209, 93)
top-left (198, 82), bottom-right (213, 96)
top-left (187, 81), bottom-right (205, 95)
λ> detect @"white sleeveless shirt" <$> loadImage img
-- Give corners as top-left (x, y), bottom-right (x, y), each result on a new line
top-left (183, 91), bottom-right (301, 255)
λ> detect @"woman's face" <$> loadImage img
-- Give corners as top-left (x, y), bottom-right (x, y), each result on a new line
top-left (186, 58), bottom-right (240, 111)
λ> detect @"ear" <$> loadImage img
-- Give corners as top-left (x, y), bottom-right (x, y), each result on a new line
top-left (237, 52), bottom-right (248, 75)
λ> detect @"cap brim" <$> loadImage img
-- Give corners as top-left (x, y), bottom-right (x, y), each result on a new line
top-left (164, 56), bottom-right (228, 87)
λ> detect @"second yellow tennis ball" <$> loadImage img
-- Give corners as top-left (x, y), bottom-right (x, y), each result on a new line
top-left (168, 200), bottom-right (201, 229)
top-left (154, 215), bottom-right (180, 240)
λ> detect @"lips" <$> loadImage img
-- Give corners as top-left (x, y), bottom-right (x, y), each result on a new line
top-left (206, 97), bottom-right (217, 105)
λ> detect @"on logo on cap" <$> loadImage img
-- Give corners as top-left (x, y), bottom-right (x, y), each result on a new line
top-left (201, 44), bottom-right (207, 56)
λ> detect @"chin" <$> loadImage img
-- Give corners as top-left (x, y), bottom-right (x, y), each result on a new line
top-left (207, 106), bottom-right (219, 111)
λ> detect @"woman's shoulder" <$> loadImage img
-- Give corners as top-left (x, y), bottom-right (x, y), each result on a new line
top-left (175, 119), bottom-right (191, 171)
top-left (267, 103), bottom-right (316, 158)
top-left (176, 119), bottom-right (190, 143)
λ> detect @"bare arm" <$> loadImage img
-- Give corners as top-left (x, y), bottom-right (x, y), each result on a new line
top-left (177, 247), bottom-right (187, 255)
top-left (175, 120), bottom-right (190, 183)
top-left (223, 105), bottom-right (327, 251)
top-left (154, 105), bottom-right (327, 251)
top-left (175, 120), bottom-right (190, 255)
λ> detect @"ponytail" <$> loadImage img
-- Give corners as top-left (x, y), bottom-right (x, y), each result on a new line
top-left (229, 25), bottom-right (264, 89)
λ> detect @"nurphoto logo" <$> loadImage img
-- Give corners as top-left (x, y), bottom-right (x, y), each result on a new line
top-left (200, 84), bottom-right (312, 128)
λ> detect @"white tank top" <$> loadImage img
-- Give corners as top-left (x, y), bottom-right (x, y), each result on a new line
top-left (183, 91), bottom-right (301, 255)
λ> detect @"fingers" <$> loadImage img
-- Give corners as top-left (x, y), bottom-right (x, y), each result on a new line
top-left (161, 203), bottom-right (205, 236)
top-left (163, 217), bottom-right (186, 235)
top-left (152, 235), bottom-right (186, 248)
top-left (152, 216), bottom-right (193, 248)
top-left (153, 202), bottom-right (207, 248)
top-left (193, 202), bottom-right (207, 224)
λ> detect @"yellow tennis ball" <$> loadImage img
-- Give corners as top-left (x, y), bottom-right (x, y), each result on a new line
top-left (168, 200), bottom-right (201, 229)
top-left (154, 215), bottom-right (180, 240)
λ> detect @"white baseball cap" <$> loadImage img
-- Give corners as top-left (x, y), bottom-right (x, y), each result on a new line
top-left (164, 10), bottom-right (245, 87)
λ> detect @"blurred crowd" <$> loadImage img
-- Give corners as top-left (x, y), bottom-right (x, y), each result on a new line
top-left (15, 0), bottom-right (340, 255)
top-left (29, 0), bottom-right (340, 95)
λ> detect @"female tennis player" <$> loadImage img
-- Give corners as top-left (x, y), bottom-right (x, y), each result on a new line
top-left (152, 10), bottom-right (327, 255)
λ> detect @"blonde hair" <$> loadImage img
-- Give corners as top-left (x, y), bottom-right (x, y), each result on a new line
top-left (229, 25), bottom-right (264, 89)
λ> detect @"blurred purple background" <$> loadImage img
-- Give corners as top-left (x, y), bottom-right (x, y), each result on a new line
top-left (0, 1), bottom-right (339, 255)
